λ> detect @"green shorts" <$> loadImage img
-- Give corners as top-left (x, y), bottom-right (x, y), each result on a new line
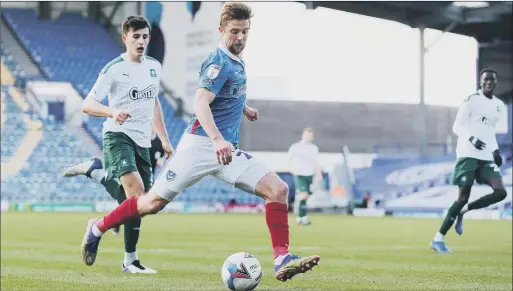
top-left (103, 131), bottom-right (153, 200)
top-left (451, 157), bottom-right (502, 186)
top-left (294, 175), bottom-right (314, 195)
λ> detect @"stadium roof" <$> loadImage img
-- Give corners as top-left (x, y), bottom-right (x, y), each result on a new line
top-left (300, 1), bottom-right (513, 43)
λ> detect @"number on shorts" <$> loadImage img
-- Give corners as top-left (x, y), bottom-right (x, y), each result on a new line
top-left (236, 150), bottom-right (253, 160)
top-left (490, 163), bottom-right (500, 172)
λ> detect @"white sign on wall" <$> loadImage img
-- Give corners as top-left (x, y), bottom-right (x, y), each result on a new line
top-left (160, 2), bottom-right (222, 111)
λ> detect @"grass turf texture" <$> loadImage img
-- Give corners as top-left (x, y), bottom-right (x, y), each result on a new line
top-left (1, 212), bottom-right (511, 291)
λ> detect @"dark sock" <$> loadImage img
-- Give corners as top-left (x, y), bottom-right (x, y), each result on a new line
top-left (124, 217), bottom-right (141, 253)
top-left (298, 199), bottom-right (307, 218)
top-left (115, 189), bottom-right (141, 253)
top-left (439, 201), bottom-right (465, 235)
top-left (468, 189), bottom-right (507, 211)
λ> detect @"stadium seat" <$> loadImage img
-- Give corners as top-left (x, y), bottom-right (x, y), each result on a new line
top-left (1, 8), bottom-right (188, 148)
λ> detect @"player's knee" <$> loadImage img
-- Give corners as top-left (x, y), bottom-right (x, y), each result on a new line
top-left (458, 186), bottom-right (471, 204)
top-left (298, 192), bottom-right (308, 201)
top-left (272, 181), bottom-right (289, 203)
top-left (457, 195), bottom-right (469, 205)
top-left (138, 194), bottom-right (167, 215)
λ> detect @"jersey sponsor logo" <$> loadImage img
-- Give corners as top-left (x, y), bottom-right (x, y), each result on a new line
top-left (128, 85), bottom-right (157, 100)
top-left (480, 116), bottom-right (497, 127)
top-left (206, 64), bottom-right (221, 79)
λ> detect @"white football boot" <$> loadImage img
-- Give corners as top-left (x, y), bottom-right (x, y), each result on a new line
top-left (122, 260), bottom-right (157, 274)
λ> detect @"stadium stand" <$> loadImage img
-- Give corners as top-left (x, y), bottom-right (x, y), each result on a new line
top-left (0, 86), bottom-right (109, 202)
top-left (1, 7), bottom-right (510, 211)
top-left (1, 8), bottom-right (187, 148)
top-left (0, 8), bottom-right (264, 205)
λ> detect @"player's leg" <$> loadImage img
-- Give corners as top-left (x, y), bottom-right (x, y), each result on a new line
top-left (63, 156), bottom-right (105, 181)
top-left (217, 149), bottom-right (319, 281)
top-left (102, 132), bottom-right (154, 272)
top-left (81, 134), bottom-right (212, 267)
top-left (118, 146), bottom-right (157, 273)
top-left (63, 156), bottom-right (122, 234)
top-left (431, 158), bottom-right (475, 253)
top-left (456, 162), bottom-right (507, 233)
top-left (295, 175), bottom-right (313, 225)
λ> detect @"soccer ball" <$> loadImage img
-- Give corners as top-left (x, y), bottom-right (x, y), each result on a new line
top-left (221, 252), bottom-right (263, 291)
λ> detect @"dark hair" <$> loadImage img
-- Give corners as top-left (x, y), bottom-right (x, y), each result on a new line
top-left (220, 2), bottom-right (253, 27)
top-left (480, 68), bottom-right (497, 78)
top-left (121, 16), bottom-right (151, 35)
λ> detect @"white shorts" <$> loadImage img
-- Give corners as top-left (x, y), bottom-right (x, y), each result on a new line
top-left (152, 133), bottom-right (272, 201)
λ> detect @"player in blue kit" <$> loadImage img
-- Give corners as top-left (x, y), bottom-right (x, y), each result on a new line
top-left (80, 2), bottom-right (320, 282)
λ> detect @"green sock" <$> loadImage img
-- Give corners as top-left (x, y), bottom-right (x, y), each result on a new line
top-left (439, 201), bottom-right (465, 235)
top-left (123, 217), bottom-right (141, 253)
top-left (298, 199), bottom-right (307, 218)
top-left (115, 190), bottom-right (140, 254)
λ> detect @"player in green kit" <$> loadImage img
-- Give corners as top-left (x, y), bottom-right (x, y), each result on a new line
top-left (430, 68), bottom-right (508, 253)
top-left (63, 16), bottom-right (173, 272)
top-left (287, 127), bottom-right (322, 225)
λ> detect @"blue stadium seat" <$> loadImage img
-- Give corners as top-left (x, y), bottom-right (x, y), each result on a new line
top-left (1, 8), bottom-right (188, 148)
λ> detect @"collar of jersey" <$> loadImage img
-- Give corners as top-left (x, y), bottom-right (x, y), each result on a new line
top-left (121, 53), bottom-right (145, 63)
top-left (218, 43), bottom-right (244, 66)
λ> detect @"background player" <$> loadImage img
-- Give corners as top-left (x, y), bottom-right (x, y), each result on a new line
top-left (70, 15), bottom-right (173, 272)
top-left (80, 2), bottom-right (320, 282)
top-left (288, 127), bottom-right (322, 225)
top-left (430, 68), bottom-right (507, 253)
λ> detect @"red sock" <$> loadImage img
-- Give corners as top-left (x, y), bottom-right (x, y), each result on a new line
top-left (265, 202), bottom-right (289, 258)
top-left (96, 196), bottom-right (139, 232)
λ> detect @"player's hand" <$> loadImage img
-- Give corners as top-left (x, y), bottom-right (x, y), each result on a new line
top-left (469, 136), bottom-right (486, 150)
top-left (213, 138), bottom-right (235, 165)
top-left (493, 149), bottom-right (503, 167)
top-left (161, 141), bottom-right (174, 159)
top-left (243, 106), bottom-right (259, 121)
top-left (112, 109), bottom-right (131, 125)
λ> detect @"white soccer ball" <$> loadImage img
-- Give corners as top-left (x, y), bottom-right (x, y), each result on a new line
top-left (221, 252), bottom-right (263, 291)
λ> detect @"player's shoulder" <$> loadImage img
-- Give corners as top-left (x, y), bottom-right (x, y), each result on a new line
top-left (463, 91), bottom-right (480, 102)
top-left (100, 56), bottom-right (125, 75)
top-left (145, 56), bottom-right (162, 68)
top-left (205, 48), bottom-right (231, 66)
top-left (289, 141), bottom-right (300, 149)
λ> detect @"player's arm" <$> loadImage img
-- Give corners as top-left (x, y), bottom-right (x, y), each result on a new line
top-left (194, 62), bottom-right (233, 164)
top-left (287, 144), bottom-right (296, 173)
top-left (194, 61), bottom-right (229, 142)
top-left (194, 88), bottom-right (223, 141)
top-left (315, 147), bottom-right (323, 180)
top-left (152, 97), bottom-right (173, 157)
top-left (82, 74), bottom-right (113, 118)
top-left (492, 101), bottom-right (506, 166)
top-left (83, 69), bottom-right (129, 124)
top-left (452, 96), bottom-right (485, 150)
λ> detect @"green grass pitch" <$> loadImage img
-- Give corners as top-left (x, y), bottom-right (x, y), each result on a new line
top-left (1, 212), bottom-right (511, 290)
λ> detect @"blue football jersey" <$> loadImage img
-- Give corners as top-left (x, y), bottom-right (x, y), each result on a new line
top-left (185, 45), bottom-right (247, 145)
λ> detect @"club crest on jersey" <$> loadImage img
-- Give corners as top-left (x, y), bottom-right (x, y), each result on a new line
top-left (150, 69), bottom-right (157, 78)
top-left (206, 64), bottom-right (221, 79)
top-left (166, 170), bottom-right (177, 181)
top-left (129, 85), bottom-right (157, 100)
